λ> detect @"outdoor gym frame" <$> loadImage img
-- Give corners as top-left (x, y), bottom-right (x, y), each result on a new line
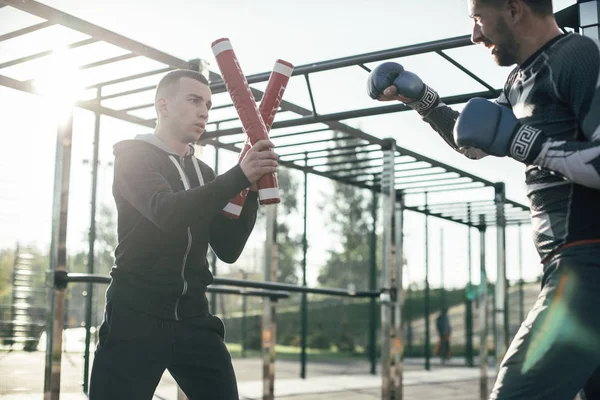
top-left (0, 1), bottom-right (595, 399)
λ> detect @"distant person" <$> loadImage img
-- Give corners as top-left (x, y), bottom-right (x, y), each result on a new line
top-left (435, 308), bottom-right (451, 364)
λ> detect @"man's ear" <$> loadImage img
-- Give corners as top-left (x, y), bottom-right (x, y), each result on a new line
top-left (507, 0), bottom-right (524, 23)
top-left (156, 97), bottom-right (168, 118)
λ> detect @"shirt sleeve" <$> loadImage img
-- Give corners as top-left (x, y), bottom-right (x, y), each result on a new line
top-left (532, 36), bottom-right (600, 189)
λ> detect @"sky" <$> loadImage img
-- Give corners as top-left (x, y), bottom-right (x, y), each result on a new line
top-left (0, 0), bottom-right (579, 290)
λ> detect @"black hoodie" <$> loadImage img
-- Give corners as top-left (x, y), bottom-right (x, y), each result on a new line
top-left (107, 133), bottom-right (258, 320)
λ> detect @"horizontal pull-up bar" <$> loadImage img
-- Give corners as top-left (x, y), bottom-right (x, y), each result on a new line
top-left (62, 273), bottom-right (290, 300)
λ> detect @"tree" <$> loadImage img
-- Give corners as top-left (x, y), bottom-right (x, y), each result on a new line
top-left (317, 135), bottom-right (373, 290)
top-left (66, 203), bottom-right (117, 328)
top-left (275, 167), bottom-right (302, 284)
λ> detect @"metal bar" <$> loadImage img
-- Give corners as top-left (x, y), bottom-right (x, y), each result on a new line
top-left (119, 102), bottom-right (154, 112)
top-left (402, 204), bottom-right (479, 228)
top-left (402, 182), bottom-right (486, 194)
top-left (262, 205), bottom-right (277, 400)
top-left (494, 183), bottom-right (507, 369)
top-left (308, 155), bottom-right (383, 169)
top-left (205, 139), bottom-right (376, 193)
top-left (3, 0), bottom-right (193, 68)
top-left (100, 84), bottom-right (155, 100)
top-left (0, 20), bottom-right (54, 42)
top-left (208, 127), bottom-right (333, 147)
top-left (204, 136), bottom-right (528, 228)
top-left (336, 162), bottom-right (431, 179)
top-left (478, 215), bottom-right (489, 400)
top-left (412, 199), bottom-right (493, 210)
top-left (85, 67), bottom-right (172, 89)
top-left (440, 228), bottom-right (445, 307)
top-left (277, 144), bottom-right (375, 160)
top-left (79, 52), bottom-right (137, 70)
top-left (466, 204), bottom-right (474, 367)
top-left (44, 110), bottom-right (74, 400)
top-left (300, 153), bottom-right (308, 380)
top-left (355, 170), bottom-right (453, 186)
top-left (211, 145), bottom-right (219, 314)
top-left (380, 139), bottom-right (396, 398)
top-left (393, 192), bottom-right (405, 397)
top-left (0, 73), bottom-right (155, 128)
top-left (203, 90), bottom-right (498, 139)
top-left (396, 177), bottom-right (474, 191)
top-left (395, 171), bottom-right (458, 185)
top-left (424, 192), bottom-right (431, 371)
top-left (83, 88), bottom-right (101, 394)
top-left (270, 127), bottom-right (332, 140)
top-left (369, 188), bottom-right (378, 375)
top-left (435, 51), bottom-right (499, 94)
top-left (209, 35), bottom-right (474, 92)
top-left (518, 223), bottom-right (524, 323)
top-left (304, 74), bottom-right (318, 116)
top-left (210, 116), bottom-right (248, 125)
top-left (211, 103), bottom-right (235, 111)
top-left (64, 274), bottom-right (289, 298)
top-left (276, 137), bottom-right (366, 151)
top-left (0, 38), bottom-right (98, 70)
top-left (284, 148), bottom-right (381, 164)
top-left (213, 277), bottom-right (379, 298)
top-left (359, 63), bottom-right (371, 72)
top-left (203, 286), bottom-right (289, 299)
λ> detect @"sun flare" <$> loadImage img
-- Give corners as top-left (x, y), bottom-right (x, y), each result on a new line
top-left (33, 47), bottom-right (85, 125)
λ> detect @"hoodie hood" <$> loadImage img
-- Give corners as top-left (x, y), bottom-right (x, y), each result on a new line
top-left (113, 133), bottom-right (196, 157)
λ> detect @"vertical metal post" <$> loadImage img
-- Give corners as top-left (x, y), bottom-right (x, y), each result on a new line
top-left (424, 193), bottom-right (431, 371)
top-left (83, 88), bottom-right (101, 394)
top-left (466, 204), bottom-right (474, 367)
top-left (241, 271), bottom-right (247, 358)
top-left (494, 183), bottom-right (507, 367)
top-left (478, 215), bottom-right (489, 400)
top-left (262, 205), bottom-right (278, 400)
top-left (393, 192), bottom-right (405, 399)
top-left (369, 186), bottom-right (378, 375)
top-left (380, 139), bottom-right (396, 399)
top-left (211, 145), bottom-right (219, 312)
top-left (44, 110), bottom-right (74, 400)
top-left (440, 228), bottom-right (445, 309)
top-left (518, 223), bottom-right (524, 323)
top-left (300, 153), bottom-right (309, 379)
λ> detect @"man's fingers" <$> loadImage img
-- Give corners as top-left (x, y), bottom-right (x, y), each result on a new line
top-left (260, 160), bottom-right (279, 167)
top-left (259, 151), bottom-right (278, 160)
top-left (252, 139), bottom-right (275, 152)
top-left (383, 85), bottom-right (397, 96)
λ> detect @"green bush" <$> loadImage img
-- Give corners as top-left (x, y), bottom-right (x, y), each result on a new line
top-left (335, 333), bottom-right (355, 353)
top-left (244, 332), bottom-right (262, 350)
top-left (280, 333), bottom-right (301, 347)
top-left (308, 333), bottom-right (331, 350)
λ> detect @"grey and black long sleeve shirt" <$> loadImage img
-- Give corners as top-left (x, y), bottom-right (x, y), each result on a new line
top-left (417, 32), bottom-right (600, 262)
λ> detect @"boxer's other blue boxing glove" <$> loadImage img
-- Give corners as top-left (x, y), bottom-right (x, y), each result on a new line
top-left (367, 62), bottom-right (439, 115)
top-left (454, 98), bottom-right (545, 164)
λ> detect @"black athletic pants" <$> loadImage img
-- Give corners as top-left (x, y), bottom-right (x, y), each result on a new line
top-left (89, 300), bottom-right (238, 400)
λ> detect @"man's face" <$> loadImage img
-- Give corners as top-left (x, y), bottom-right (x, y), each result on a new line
top-left (469, 0), bottom-right (520, 66)
top-left (165, 77), bottom-right (212, 144)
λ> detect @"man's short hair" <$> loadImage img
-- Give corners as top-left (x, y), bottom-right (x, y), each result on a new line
top-left (478, 0), bottom-right (553, 16)
top-left (155, 69), bottom-right (209, 103)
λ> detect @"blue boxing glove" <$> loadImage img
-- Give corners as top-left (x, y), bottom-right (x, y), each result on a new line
top-left (454, 98), bottom-right (545, 164)
top-left (367, 62), bottom-right (439, 115)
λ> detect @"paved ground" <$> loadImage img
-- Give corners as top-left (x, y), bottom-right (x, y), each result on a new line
top-left (0, 349), bottom-right (497, 399)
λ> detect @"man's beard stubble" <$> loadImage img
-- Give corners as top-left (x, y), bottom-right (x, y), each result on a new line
top-left (491, 17), bottom-right (519, 67)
